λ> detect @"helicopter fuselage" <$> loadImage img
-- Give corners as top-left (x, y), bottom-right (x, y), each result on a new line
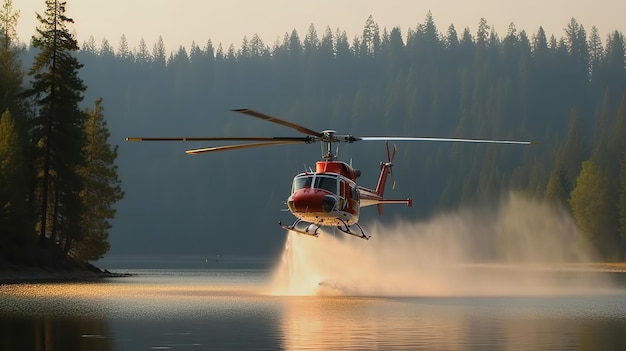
top-left (287, 161), bottom-right (361, 227)
top-left (282, 159), bottom-right (412, 239)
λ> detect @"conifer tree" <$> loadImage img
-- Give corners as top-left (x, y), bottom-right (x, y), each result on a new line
top-left (569, 160), bottom-right (618, 259)
top-left (117, 34), bottom-right (130, 60)
top-left (135, 38), bottom-right (151, 64)
top-left (0, 0), bottom-right (24, 114)
top-left (152, 35), bottom-right (166, 67)
top-left (74, 99), bottom-right (123, 261)
top-left (100, 37), bottom-right (114, 57)
top-left (26, 0), bottom-right (87, 248)
top-left (544, 166), bottom-right (568, 207)
top-left (608, 93), bottom-right (626, 177)
top-left (591, 91), bottom-right (614, 169)
top-left (0, 0), bottom-right (18, 50)
top-left (0, 109), bottom-right (25, 236)
top-left (561, 108), bottom-right (587, 184)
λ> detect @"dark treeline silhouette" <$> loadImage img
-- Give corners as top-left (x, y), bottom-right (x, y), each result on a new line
top-left (15, 13), bottom-right (626, 260)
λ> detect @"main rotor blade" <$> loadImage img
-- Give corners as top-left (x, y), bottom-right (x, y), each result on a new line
top-left (127, 136), bottom-right (311, 142)
top-left (360, 136), bottom-right (537, 145)
top-left (186, 140), bottom-right (306, 154)
top-left (232, 109), bottom-right (323, 138)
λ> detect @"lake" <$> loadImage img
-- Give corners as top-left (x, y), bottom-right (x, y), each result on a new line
top-left (1, 259), bottom-right (626, 350)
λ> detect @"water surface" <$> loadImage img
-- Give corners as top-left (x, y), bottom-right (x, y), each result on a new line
top-left (1, 267), bottom-right (626, 350)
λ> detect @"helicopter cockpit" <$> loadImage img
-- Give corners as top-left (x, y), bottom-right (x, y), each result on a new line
top-left (292, 174), bottom-right (338, 195)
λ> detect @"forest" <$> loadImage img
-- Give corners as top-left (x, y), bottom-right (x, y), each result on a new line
top-left (2, 0), bottom-right (626, 262)
top-left (1, 0), bottom-right (122, 267)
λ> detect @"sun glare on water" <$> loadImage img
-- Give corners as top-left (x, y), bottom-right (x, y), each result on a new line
top-left (269, 193), bottom-right (614, 297)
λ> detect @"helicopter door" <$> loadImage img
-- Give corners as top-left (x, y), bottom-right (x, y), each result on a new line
top-left (339, 179), bottom-right (348, 210)
top-left (348, 184), bottom-right (359, 215)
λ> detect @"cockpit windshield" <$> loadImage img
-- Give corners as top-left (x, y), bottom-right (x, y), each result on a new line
top-left (292, 175), bottom-right (313, 193)
top-left (292, 174), bottom-right (339, 194)
top-left (314, 175), bottom-right (338, 194)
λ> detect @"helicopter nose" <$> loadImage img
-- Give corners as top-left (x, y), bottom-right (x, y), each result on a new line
top-left (288, 190), bottom-right (337, 213)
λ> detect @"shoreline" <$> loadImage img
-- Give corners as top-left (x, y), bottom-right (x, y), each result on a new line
top-left (0, 263), bottom-right (131, 285)
top-left (2, 262), bottom-right (625, 285)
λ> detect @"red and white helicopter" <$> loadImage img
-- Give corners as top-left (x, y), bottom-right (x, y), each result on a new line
top-left (127, 109), bottom-right (535, 239)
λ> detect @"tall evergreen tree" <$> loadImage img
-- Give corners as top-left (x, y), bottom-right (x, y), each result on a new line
top-left (82, 35), bottom-right (96, 53)
top-left (117, 34), bottom-right (131, 60)
top-left (0, 109), bottom-right (25, 236)
top-left (74, 99), bottom-right (123, 261)
top-left (569, 160), bottom-right (619, 259)
top-left (152, 35), bottom-right (166, 67)
top-left (607, 92), bottom-right (626, 177)
top-left (0, 0), bottom-right (24, 114)
top-left (592, 91), bottom-right (613, 168)
top-left (360, 15), bottom-right (380, 58)
top-left (601, 31), bottom-right (626, 99)
top-left (135, 38), bottom-right (151, 64)
top-left (99, 37), bottom-right (114, 57)
top-left (0, 0), bottom-right (18, 50)
top-left (544, 166), bottom-right (569, 207)
top-left (26, 0), bottom-right (87, 248)
top-left (561, 108), bottom-right (587, 184)
top-left (588, 26), bottom-right (604, 81)
top-left (303, 23), bottom-right (319, 56)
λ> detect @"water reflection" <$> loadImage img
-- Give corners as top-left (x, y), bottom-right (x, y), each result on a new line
top-left (278, 294), bottom-right (626, 350)
top-left (0, 317), bottom-right (112, 351)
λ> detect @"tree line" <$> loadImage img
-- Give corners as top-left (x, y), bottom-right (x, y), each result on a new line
top-left (0, 0), bottom-right (122, 265)
top-left (3, 3), bottom-right (626, 260)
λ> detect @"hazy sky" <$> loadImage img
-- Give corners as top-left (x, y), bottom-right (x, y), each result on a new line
top-left (15, 0), bottom-right (626, 53)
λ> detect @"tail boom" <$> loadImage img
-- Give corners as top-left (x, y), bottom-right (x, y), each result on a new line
top-left (358, 186), bottom-right (412, 214)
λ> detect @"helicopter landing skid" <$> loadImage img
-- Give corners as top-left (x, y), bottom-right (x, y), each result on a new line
top-left (335, 218), bottom-right (370, 240)
top-left (279, 220), bottom-right (320, 237)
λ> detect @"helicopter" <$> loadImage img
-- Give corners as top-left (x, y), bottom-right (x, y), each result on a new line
top-left (127, 109), bottom-right (535, 240)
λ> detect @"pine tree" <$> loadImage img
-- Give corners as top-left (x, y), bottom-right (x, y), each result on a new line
top-left (0, 0), bottom-right (24, 114)
top-left (561, 108), bottom-right (587, 183)
top-left (569, 160), bottom-right (619, 259)
top-left (303, 24), bottom-right (319, 56)
top-left (591, 91), bottom-right (614, 170)
top-left (588, 26), bottom-right (604, 81)
top-left (74, 99), bottom-right (123, 261)
top-left (117, 34), bottom-right (130, 60)
top-left (26, 0), bottom-right (87, 249)
top-left (607, 92), bottom-right (626, 177)
top-left (152, 35), bottom-right (166, 67)
top-left (135, 38), bottom-right (151, 64)
top-left (0, 109), bottom-right (25, 236)
top-left (100, 37), bottom-right (114, 57)
top-left (544, 166), bottom-right (568, 207)
top-left (0, 0), bottom-right (19, 50)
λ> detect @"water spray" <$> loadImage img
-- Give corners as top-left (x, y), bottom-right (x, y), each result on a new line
top-left (269, 193), bottom-right (614, 297)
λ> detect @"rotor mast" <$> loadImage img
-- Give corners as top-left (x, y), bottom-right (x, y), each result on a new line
top-left (319, 130), bottom-right (361, 161)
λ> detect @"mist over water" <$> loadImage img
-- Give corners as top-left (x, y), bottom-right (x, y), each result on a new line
top-left (269, 193), bottom-right (614, 296)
